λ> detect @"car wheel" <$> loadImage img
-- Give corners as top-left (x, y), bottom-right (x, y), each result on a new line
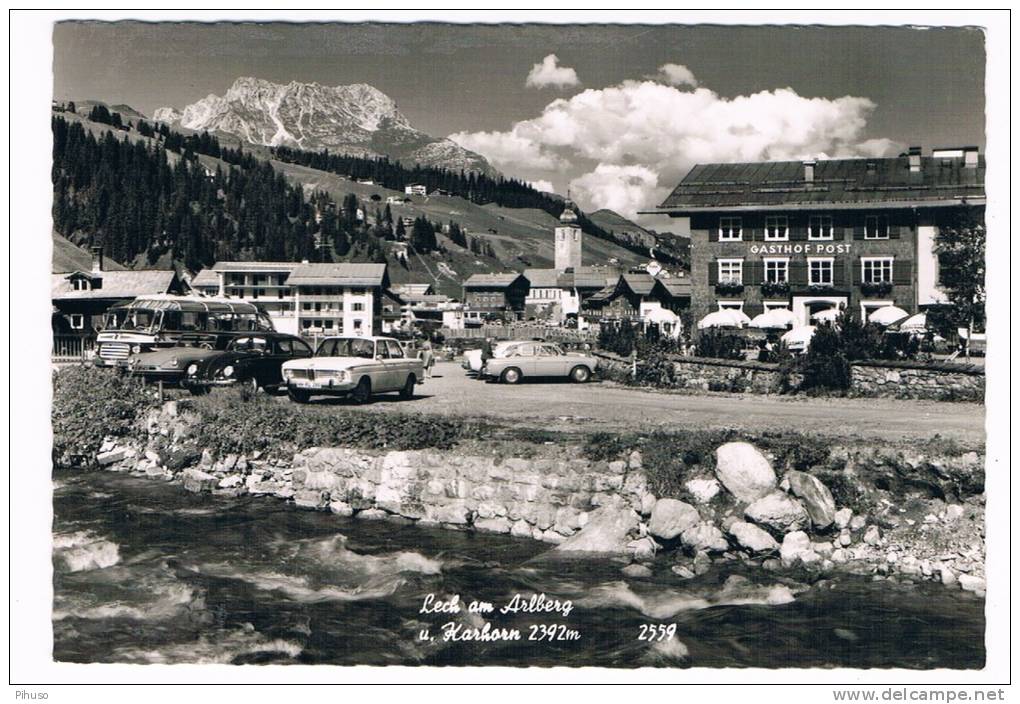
top-left (399, 374), bottom-right (416, 400)
top-left (288, 388), bottom-right (310, 404)
top-left (188, 385), bottom-right (208, 396)
top-left (246, 377), bottom-right (260, 394)
top-left (352, 377), bottom-right (373, 404)
top-left (500, 367), bottom-right (522, 384)
top-left (570, 365), bottom-right (591, 383)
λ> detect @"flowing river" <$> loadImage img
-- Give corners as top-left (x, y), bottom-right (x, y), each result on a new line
top-left (53, 472), bottom-right (985, 668)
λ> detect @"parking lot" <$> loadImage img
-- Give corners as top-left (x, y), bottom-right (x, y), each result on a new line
top-left (274, 361), bottom-right (985, 445)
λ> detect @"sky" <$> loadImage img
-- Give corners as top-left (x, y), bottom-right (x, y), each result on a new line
top-left (53, 22), bottom-right (986, 224)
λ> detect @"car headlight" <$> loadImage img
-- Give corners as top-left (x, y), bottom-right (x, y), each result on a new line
top-left (129, 358), bottom-right (139, 367)
top-left (283, 369), bottom-right (294, 379)
top-left (131, 345), bottom-right (141, 354)
top-left (186, 363), bottom-right (198, 376)
top-left (222, 365), bottom-right (234, 378)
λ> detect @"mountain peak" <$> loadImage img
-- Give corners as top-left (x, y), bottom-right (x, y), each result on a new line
top-left (154, 77), bottom-right (493, 174)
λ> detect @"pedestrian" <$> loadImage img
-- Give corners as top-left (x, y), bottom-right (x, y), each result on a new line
top-left (480, 336), bottom-right (494, 363)
top-left (420, 339), bottom-right (435, 379)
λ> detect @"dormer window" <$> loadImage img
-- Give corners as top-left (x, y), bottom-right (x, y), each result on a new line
top-left (719, 217), bottom-right (742, 241)
top-left (764, 216), bottom-right (789, 241)
top-left (72, 278), bottom-right (90, 291)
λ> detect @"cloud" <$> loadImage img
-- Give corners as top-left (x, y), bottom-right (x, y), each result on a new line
top-left (450, 79), bottom-right (899, 220)
top-left (651, 63), bottom-right (698, 88)
top-left (528, 179), bottom-right (556, 193)
top-left (525, 54), bottom-right (580, 89)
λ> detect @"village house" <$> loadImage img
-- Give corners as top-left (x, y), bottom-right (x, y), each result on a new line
top-left (644, 147), bottom-right (986, 327)
top-left (581, 270), bottom-right (690, 328)
top-left (462, 273), bottom-right (528, 320)
top-left (286, 262), bottom-right (391, 337)
top-left (206, 261), bottom-right (300, 333)
top-left (51, 245), bottom-right (186, 357)
top-left (404, 183), bottom-right (428, 197)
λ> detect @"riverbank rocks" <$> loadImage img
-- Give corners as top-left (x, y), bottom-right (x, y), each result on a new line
top-left (555, 505), bottom-right (640, 555)
top-left (780, 531), bottom-right (818, 566)
top-left (685, 478), bottom-right (721, 504)
top-left (648, 499), bottom-right (700, 540)
top-left (745, 491), bottom-right (809, 533)
top-left (97, 447), bottom-right (128, 466)
top-left (182, 468), bottom-right (218, 493)
top-left (680, 522), bottom-right (728, 553)
top-left (728, 521), bottom-right (779, 553)
top-left (714, 442), bottom-right (776, 503)
top-left (834, 508), bottom-right (853, 530)
top-left (785, 471), bottom-right (836, 529)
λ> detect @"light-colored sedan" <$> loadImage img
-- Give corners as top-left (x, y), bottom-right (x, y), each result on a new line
top-left (480, 341), bottom-right (598, 384)
top-left (461, 340), bottom-right (523, 375)
top-left (281, 336), bottom-right (425, 404)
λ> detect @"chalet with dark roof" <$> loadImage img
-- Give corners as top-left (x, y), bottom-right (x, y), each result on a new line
top-left (643, 147), bottom-right (985, 326)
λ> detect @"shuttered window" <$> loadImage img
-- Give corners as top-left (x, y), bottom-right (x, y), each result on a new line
top-left (717, 259), bottom-right (743, 283)
top-left (719, 217), bottom-right (742, 241)
top-left (809, 215), bottom-right (834, 240)
top-left (764, 216), bottom-right (789, 241)
top-left (763, 258), bottom-right (789, 283)
top-left (808, 258), bottom-right (834, 285)
top-left (861, 257), bottom-right (893, 284)
top-left (864, 215), bottom-right (889, 239)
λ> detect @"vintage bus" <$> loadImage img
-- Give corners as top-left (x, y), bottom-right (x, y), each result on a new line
top-left (94, 295), bottom-right (275, 367)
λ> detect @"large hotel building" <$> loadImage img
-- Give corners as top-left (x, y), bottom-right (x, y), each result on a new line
top-left (645, 147), bottom-right (985, 327)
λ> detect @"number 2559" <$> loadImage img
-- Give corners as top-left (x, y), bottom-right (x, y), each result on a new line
top-left (638, 624), bottom-right (676, 642)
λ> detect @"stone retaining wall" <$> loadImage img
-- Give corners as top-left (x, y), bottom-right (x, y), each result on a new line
top-left (595, 352), bottom-right (983, 401)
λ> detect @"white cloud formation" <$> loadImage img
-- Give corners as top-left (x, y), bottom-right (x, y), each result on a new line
top-left (651, 63), bottom-right (698, 88)
top-left (450, 79), bottom-right (901, 220)
top-left (525, 54), bottom-right (580, 89)
top-left (528, 179), bottom-right (556, 193)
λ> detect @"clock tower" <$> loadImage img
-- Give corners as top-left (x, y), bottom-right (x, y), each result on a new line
top-left (555, 200), bottom-right (582, 270)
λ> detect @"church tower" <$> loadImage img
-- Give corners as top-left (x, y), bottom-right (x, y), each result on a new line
top-left (554, 199), bottom-right (582, 270)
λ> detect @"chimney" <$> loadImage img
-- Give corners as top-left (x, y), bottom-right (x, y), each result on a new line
top-left (908, 146), bottom-right (922, 173)
top-left (964, 146), bottom-right (979, 169)
top-left (803, 160), bottom-right (816, 183)
top-left (90, 245), bottom-right (104, 273)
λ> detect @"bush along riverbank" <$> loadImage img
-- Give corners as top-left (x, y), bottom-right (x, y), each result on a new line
top-left (54, 366), bottom-right (986, 596)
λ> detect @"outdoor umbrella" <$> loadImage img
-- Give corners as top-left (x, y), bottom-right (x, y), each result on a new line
top-left (697, 310), bottom-right (743, 330)
top-left (811, 307), bottom-right (843, 324)
top-left (897, 312), bottom-right (927, 333)
top-left (869, 305), bottom-right (909, 326)
top-left (728, 309), bottom-right (752, 326)
top-left (781, 325), bottom-right (816, 352)
top-left (748, 312), bottom-right (776, 329)
top-left (764, 308), bottom-right (798, 328)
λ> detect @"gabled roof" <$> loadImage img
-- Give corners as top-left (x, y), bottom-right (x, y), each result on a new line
top-left (650, 154), bottom-right (986, 213)
top-left (658, 278), bottom-right (692, 298)
top-left (523, 268), bottom-right (562, 288)
top-left (587, 284), bottom-right (619, 303)
top-left (212, 261), bottom-right (301, 272)
top-left (560, 267), bottom-right (618, 290)
top-left (620, 272), bottom-right (657, 296)
top-left (286, 263), bottom-right (389, 288)
top-left (51, 270), bottom-right (178, 301)
top-left (463, 273), bottom-right (525, 289)
top-left (190, 269), bottom-right (220, 287)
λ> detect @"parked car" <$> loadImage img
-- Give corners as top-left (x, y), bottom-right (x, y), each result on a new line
top-left (480, 341), bottom-right (598, 384)
top-left (183, 333), bottom-right (314, 395)
top-left (461, 340), bottom-right (522, 376)
top-left (126, 345), bottom-right (224, 385)
top-left (281, 336), bottom-right (425, 404)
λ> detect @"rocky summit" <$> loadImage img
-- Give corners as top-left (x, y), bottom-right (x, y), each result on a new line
top-left (154, 77), bottom-right (496, 175)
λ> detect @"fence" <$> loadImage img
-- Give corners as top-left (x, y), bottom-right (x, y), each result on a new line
top-left (52, 335), bottom-right (96, 362)
top-left (439, 325), bottom-right (597, 343)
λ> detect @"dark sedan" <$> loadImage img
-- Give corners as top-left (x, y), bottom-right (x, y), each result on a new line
top-left (183, 333), bottom-right (314, 395)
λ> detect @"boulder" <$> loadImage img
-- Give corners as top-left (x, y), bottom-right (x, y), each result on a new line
top-left (680, 522), bottom-right (728, 553)
top-left (945, 504), bottom-right (966, 523)
top-left (181, 468), bottom-right (218, 493)
top-left (474, 517), bottom-right (513, 534)
top-left (622, 563), bottom-right (653, 579)
top-left (958, 574), bottom-right (986, 594)
top-left (714, 442), bottom-right (776, 502)
top-left (780, 531), bottom-right (817, 566)
top-left (728, 521), bottom-right (779, 553)
top-left (786, 471), bottom-right (836, 529)
top-left (294, 489), bottom-right (328, 510)
top-left (834, 508), bottom-right (853, 530)
top-left (647, 498), bottom-right (700, 541)
top-left (685, 478), bottom-right (721, 504)
top-left (96, 447), bottom-right (128, 466)
top-left (671, 564), bottom-right (696, 579)
top-left (218, 474), bottom-right (243, 489)
top-left (745, 491), bottom-right (809, 533)
top-left (554, 506), bottom-right (641, 555)
top-left (628, 537), bottom-right (658, 560)
top-left (863, 525), bottom-right (881, 546)
top-left (329, 501), bottom-right (354, 517)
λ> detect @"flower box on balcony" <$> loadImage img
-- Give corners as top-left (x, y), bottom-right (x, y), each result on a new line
top-left (860, 281), bottom-right (893, 297)
top-left (714, 281), bottom-right (744, 295)
top-left (805, 284), bottom-right (838, 295)
top-left (761, 281), bottom-right (791, 298)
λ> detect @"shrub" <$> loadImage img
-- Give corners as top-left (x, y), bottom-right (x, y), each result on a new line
top-left (800, 323), bottom-right (851, 392)
top-left (52, 365), bottom-right (158, 466)
top-left (581, 432), bottom-right (632, 463)
top-left (632, 350), bottom-right (680, 388)
top-left (186, 387), bottom-right (465, 458)
top-left (696, 329), bottom-right (745, 360)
